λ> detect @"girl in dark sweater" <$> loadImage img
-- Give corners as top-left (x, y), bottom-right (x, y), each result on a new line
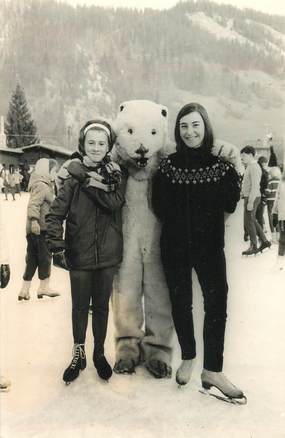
top-left (152, 103), bottom-right (246, 403)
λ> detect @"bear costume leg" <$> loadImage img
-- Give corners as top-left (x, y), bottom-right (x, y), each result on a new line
top-left (141, 258), bottom-right (173, 378)
top-left (112, 250), bottom-right (145, 374)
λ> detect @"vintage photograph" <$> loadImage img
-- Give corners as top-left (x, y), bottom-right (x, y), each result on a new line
top-left (0, 0), bottom-right (285, 436)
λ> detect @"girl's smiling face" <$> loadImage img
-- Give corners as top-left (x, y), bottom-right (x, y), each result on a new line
top-left (84, 129), bottom-right (109, 163)
top-left (179, 111), bottom-right (205, 149)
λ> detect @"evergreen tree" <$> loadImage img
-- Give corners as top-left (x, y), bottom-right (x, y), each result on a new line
top-left (5, 83), bottom-right (39, 148)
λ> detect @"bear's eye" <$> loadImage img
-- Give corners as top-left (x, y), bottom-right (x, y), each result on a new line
top-left (128, 128), bottom-right (133, 134)
top-left (151, 129), bottom-right (157, 135)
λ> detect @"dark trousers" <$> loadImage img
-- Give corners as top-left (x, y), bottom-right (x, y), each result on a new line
top-left (23, 232), bottom-right (51, 281)
top-left (69, 267), bottom-right (116, 357)
top-left (278, 222), bottom-right (285, 256)
top-left (267, 200), bottom-right (276, 233)
top-left (244, 197), bottom-right (267, 248)
top-left (164, 250), bottom-right (228, 372)
top-left (256, 201), bottom-right (265, 229)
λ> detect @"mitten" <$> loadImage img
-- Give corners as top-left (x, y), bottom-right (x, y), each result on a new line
top-left (31, 220), bottom-right (41, 235)
top-left (53, 250), bottom-right (69, 270)
top-left (0, 264), bottom-right (10, 289)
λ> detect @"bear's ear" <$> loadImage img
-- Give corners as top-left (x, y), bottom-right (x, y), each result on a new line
top-left (160, 105), bottom-right (168, 118)
top-left (120, 105), bottom-right (124, 112)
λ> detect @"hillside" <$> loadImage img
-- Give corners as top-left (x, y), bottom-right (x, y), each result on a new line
top-left (0, 0), bottom-right (284, 149)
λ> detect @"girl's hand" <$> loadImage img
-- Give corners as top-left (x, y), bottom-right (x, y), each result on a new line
top-left (105, 162), bottom-right (121, 174)
top-left (86, 178), bottom-right (113, 192)
top-left (53, 250), bottom-right (69, 270)
top-left (87, 171), bottom-right (104, 181)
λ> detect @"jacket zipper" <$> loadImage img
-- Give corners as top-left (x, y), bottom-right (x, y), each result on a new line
top-left (94, 207), bottom-right (99, 265)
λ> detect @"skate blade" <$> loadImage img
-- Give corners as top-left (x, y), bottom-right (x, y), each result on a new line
top-left (199, 388), bottom-right (247, 405)
top-left (37, 294), bottom-right (60, 299)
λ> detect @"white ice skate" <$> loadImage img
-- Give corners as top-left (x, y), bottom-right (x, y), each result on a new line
top-left (200, 370), bottom-right (247, 405)
top-left (37, 278), bottom-right (60, 299)
top-left (0, 376), bottom-right (11, 392)
top-left (176, 359), bottom-right (195, 387)
top-left (18, 280), bottom-right (31, 301)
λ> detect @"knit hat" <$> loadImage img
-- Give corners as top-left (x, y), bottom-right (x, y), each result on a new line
top-left (34, 158), bottom-right (58, 177)
top-left (78, 119), bottom-right (116, 156)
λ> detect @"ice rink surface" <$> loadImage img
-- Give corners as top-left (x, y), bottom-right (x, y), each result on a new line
top-left (1, 194), bottom-right (285, 438)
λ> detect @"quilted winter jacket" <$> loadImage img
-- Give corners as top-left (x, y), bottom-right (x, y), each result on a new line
top-left (45, 168), bottom-right (127, 270)
top-left (26, 173), bottom-right (55, 234)
top-left (273, 180), bottom-right (285, 220)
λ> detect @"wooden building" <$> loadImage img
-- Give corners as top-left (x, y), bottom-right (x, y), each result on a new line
top-left (0, 143), bottom-right (73, 170)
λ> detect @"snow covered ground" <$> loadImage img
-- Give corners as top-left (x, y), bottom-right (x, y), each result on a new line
top-left (1, 193), bottom-right (285, 438)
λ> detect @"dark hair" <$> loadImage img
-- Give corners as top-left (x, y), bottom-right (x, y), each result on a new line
top-left (258, 156), bottom-right (267, 166)
top-left (78, 119), bottom-right (116, 156)
top-left (240, 145), bottom-right (256, 156)
top-left (174, 102), bottom-right (214, 153)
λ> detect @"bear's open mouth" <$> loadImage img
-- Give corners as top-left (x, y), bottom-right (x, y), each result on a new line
top-left (134, 157), bottom-right (148, 168)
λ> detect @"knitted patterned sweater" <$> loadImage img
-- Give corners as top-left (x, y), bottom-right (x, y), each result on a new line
top-left (152, 147), bottom-right (240, 266)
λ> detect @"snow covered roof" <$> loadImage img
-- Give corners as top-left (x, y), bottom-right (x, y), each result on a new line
top-left (21, 143), bottom-right (73, 157)
top-left (0, 147), bottom-right (23, 154)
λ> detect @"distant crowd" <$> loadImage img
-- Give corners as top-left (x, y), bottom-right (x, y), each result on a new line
top-left (0, 161), bottom-right (33, 200)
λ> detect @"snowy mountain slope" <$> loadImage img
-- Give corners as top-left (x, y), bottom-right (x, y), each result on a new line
top-left (187, 11), bottom-right (285, 59)
top-left (187, 12), bottom-right (251, 43)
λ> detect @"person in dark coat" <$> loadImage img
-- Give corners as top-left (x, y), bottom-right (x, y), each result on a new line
top-left (268, 145), bottom-right (278, 168)
top-left (256, 156), bottom-right (269, 231)
top-left (152, 102), bottom-right (246, 403)
top-left (46, 119), bottom-right (127, 384)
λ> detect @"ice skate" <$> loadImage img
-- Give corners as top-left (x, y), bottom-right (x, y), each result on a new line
top-left (257, 240), bottom-right (271, 254)
top-left (93, 354), bottom-right (112, 381)
top-left (200, 370), bottom-right (247, 405)
top-left (146, 359), bottom-right (172, 379)
top-left (176, 359), bottom-right (195, 386)
top-left (0, 376), bottom-right (11, 392)
top-left (37, 278), bottom-right (60, 299)
top-left (242, 245), bottom-right (258, 257)
top-left (18, 280), bottom-right (31, 301)
top-left (113, 358), bottom-right (136, 375)
top-left (63, 344), bottom-right (86, 384)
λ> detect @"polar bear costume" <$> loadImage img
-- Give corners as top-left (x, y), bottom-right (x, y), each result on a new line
top-left (111, 100), bottom-right (174, 378)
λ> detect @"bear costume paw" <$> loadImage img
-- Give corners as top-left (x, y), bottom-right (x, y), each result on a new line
top-left (145, 359), bottom-right (172, 379)
top-left (113, 359), bottom-right (136, 375)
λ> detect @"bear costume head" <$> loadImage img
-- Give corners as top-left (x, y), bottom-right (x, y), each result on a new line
top-left (112, 100), bottom-right (170, 179)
